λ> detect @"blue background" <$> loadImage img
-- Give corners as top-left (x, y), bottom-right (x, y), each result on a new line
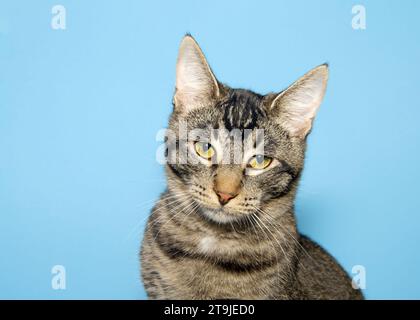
top-left (1, 0), bottom-right (419, 299)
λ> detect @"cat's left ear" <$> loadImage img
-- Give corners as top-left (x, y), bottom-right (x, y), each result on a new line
top-left (268, 64), bottom-right (329, 139)
top-left (174, 35), bottom-right (220, 112)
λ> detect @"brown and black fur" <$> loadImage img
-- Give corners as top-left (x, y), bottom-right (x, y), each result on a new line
top-left (140, 35), bottom-right (364, 300)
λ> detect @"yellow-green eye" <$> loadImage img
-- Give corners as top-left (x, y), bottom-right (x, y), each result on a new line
top-left (194, 142), bottom-right (215, 160)
top-left (248, 155), bottom-right (272, 170)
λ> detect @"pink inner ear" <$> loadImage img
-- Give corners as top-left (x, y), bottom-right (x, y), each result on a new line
top-left (269, 65), bottom-right (328, 138)
top-left (174, 36), bottom-right (219, 112)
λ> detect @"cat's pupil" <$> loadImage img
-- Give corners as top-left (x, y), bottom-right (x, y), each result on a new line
top-left (256, 155), bottom-right (264, 164)
top-left (202, 143), bottom-right (210, 152)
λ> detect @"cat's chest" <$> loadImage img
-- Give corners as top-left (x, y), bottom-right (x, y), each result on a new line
top-left (170, 258), bottom-right (279, 299)
top-left (196, 235), bottom-right (226, 254)
top-left (165, 235), bottom-right (284, 299)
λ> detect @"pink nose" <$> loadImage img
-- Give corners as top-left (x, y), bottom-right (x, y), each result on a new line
top-left (215, 190), bottom-right (237, 205)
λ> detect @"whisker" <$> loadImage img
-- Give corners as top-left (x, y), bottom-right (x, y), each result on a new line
top-left (124, 192), bottom-right (191, 241)
top-left (254, 205), bottom-right (319, 270)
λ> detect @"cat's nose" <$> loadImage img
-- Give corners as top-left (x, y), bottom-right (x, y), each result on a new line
top-left (215, 190), bottom-right (237, 205)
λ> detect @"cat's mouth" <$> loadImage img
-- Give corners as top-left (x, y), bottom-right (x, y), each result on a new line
top-left (196, 205), bottom-right (254, 225)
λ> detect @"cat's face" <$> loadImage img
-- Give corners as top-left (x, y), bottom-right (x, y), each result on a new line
top-left (164, 35), bottom-right (328, 224)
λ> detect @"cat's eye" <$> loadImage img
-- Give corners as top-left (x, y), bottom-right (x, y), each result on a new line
top-left (248, 155), bottom-right (272, 170)
top-left (194, 141), bottom-right (215, 160)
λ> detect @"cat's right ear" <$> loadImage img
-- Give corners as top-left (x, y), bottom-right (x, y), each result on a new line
top-left (174, 35), bottom-right (220, 112)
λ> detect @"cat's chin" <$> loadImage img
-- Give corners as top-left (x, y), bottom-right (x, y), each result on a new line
top-left (197, 207), bottom-right (252, 225)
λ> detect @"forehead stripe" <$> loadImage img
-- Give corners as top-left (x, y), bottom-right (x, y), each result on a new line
top-left (219, 89), bottom-right (266, 130)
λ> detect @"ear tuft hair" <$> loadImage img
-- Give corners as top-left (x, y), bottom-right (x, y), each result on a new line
top-left (174, 35), bottom-right (219, 112)
top-left (269, 64), bottom-right (329, 138)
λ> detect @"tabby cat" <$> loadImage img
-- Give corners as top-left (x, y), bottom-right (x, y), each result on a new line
top-left (140, 35), bottom-right (363, 300)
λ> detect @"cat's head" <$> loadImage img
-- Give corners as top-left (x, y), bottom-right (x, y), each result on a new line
top-left (164, 35), bottom-right (328, 224)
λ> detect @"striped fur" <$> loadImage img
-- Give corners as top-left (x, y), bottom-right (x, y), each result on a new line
top-left (140, 35), bottom-right (363, 300)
